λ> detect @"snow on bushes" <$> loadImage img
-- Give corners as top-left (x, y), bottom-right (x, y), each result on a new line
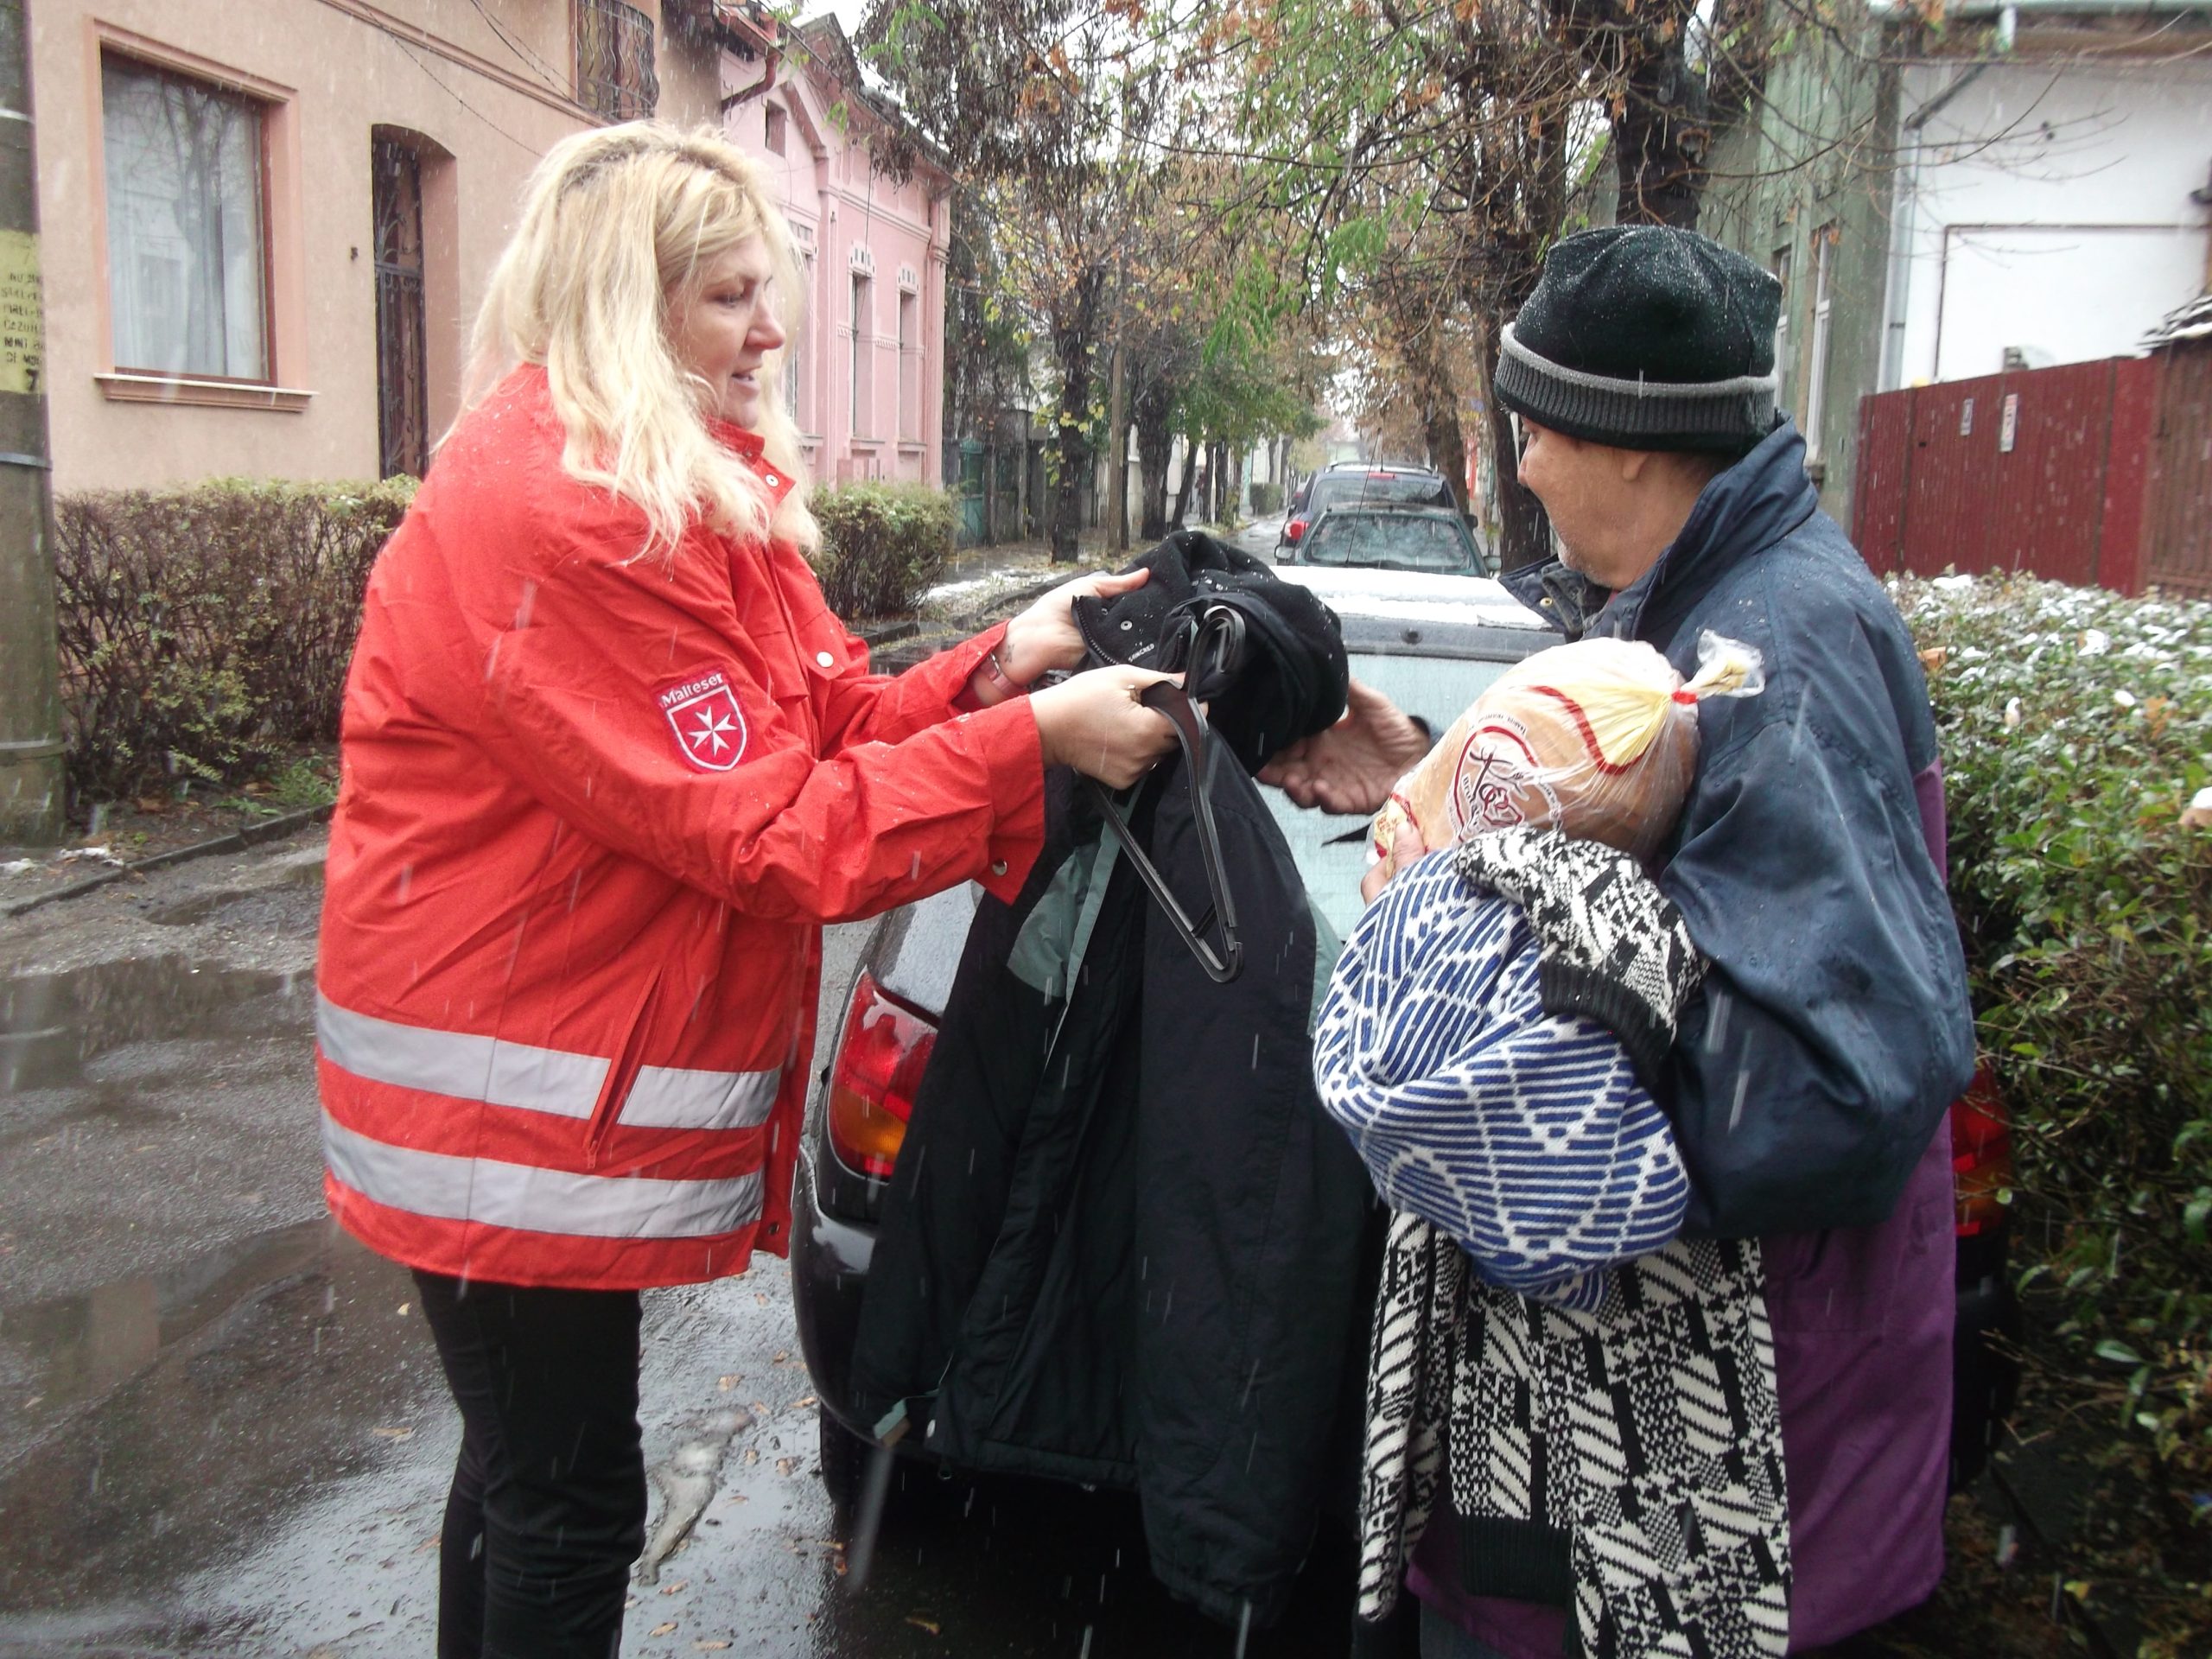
top-left (1898, 572), bottom-right (2209, 1644)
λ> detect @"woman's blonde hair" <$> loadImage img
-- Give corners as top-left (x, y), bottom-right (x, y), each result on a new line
top-left (460, 122), bottom-right (817, 555)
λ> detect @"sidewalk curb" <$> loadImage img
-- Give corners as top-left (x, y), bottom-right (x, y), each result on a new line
top-left (0, 802), bottom-right (335, 923)
top-left (956, 575), bottom-right (1065, 632)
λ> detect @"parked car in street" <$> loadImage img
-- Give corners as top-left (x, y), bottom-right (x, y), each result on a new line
top-left (790, 561), bottom-right (2019, 1516)
top-left (1282, 503), bottom-right (1494, 576)
top-left (1278, 463), bottom-right (1457, 556)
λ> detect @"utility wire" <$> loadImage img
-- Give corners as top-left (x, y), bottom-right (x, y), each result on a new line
top-left (466, 0), bottom-right (570, 93)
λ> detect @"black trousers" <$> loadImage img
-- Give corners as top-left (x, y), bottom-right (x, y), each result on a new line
top-left (414, 1270), bottom-right (647, 1659)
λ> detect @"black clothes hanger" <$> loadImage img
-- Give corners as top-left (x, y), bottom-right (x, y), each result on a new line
top-left (1083, 607), bottom-right (1246, 984)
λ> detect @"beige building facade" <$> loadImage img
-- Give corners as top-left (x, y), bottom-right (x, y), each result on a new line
top-left (26, 0), bottom-right (732, 493)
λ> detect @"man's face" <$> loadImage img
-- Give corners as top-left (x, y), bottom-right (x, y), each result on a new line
top-left (1515, 419), bottom-right (1648, 590)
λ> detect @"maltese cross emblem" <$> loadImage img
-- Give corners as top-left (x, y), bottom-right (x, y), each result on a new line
top-left (658, 671), bottom-right (747, 772)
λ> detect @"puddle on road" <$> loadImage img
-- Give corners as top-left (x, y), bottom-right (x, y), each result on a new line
top-left (0, 956), bottom-right (297, 1094)
top-left (1, 1220), bottom-right (331, 1423)
top-left (0, 1217), bottom-right (437, 1621)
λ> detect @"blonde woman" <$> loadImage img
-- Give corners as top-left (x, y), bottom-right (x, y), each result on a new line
top-left (315, 123), bottom-right (1173, 1658)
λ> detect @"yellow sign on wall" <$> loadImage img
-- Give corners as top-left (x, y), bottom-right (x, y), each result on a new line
top-left (0, 229), bottom-right (44, 397)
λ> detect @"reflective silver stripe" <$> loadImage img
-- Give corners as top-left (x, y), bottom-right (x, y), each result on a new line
top-left (316, 995), bottom-right (780, 1131)
top-left (321, 1114), bottom-right (765, 1240)
top-left (623, 1065), bottom-right (780, 1131)
top-left (317, 995), bottom-right (604, 1119)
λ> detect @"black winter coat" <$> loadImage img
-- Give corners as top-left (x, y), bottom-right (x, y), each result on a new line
top-left (848, 754), bottom-right (1374, 1628)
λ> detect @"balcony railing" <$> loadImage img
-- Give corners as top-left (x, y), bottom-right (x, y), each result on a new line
top-left (575, 0), bottom-right (658, 123)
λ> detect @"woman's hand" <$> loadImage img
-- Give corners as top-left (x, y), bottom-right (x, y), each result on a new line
top-left (1258, 678), bottom-right (1431, 815)
top-left (995, 566), bottom-right (1153, 687)
top-left (1029, 666), bottom-right (1180, 791)
top-left (1361, 816), bottom-right (1427, 906)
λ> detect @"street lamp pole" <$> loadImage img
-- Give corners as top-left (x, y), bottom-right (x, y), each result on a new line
top-left (0, 0), bottom-right (62, 845)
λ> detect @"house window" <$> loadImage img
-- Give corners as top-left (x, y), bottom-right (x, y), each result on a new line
top-left (1770, 244), bottom-right (1791, 421)
top-left (575, 0), bottom-right (658, 122)
top-left (372, 132), bottom-right (428, 478)
top-left (1804, 226), bottom-right (1836, 464)
top-left (765, 103), bottom-right (787, 157)
top-left (897, 291), bottom-right (918, 440)
top-left (850, 272), bottom-right (871, 438)
top-left (782, 251), bottom-right (812, 428)
top-left (101, 54), bottom-right (269, 381)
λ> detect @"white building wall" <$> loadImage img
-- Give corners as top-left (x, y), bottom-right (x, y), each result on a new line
top-left (1884, 60), bottom-right (2212, 388)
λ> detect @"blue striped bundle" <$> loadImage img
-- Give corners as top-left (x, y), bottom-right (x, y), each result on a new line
top-left (1313, 854), bottom-right (1689, 1311)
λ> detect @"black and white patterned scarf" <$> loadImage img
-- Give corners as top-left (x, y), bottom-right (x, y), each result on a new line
top-left (1358, 1211), bottom-right (1790, 1657)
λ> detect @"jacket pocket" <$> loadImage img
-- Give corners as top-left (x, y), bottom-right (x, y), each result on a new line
top-left (583, 963), bottom-right (666, 1167)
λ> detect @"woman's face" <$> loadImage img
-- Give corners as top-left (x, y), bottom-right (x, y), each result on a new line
top-left (665, 236), bottom-right (787, 429)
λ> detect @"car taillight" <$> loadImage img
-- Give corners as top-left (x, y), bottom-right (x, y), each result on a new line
top-left (1951, 1065), bottom-right (2012, 1236)
top-left (1286, 518), bottom-right (1306, 543)
top-left (826, 972), bottom-right (936, 1179)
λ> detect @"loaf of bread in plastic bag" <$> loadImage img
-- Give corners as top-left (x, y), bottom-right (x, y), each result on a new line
top-left (1370, 630), bottom-right (1763, 875)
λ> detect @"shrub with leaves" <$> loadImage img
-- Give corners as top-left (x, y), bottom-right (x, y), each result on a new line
top-left (1250, 480), bottom-right (1284, 517)
top-left (54, 478), bottom-right (416, 804)
top-left (1898, 573), bottom-right (2210, 1649)
top-left (808, 481), bottom-right (956, 620)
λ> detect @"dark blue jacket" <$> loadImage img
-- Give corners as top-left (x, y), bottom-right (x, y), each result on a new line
top-left (1506, 422), bottom-right (1975, 1236)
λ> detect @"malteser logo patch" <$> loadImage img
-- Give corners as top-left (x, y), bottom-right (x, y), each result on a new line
top-left (658, 671), bottom-right (747, 772)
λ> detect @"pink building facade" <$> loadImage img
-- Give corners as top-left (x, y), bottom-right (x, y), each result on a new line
top-left (721, 19), bottom-right (950, 487)
top-left (23, 1), bottom-right (945, 496)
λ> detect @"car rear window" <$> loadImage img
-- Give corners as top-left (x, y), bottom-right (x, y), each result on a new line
top-left (1302, 512), bottom-right (1476, 574)
top-left (1306, 470), bottom-right (1453, 515)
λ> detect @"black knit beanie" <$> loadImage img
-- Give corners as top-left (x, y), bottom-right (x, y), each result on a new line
top-left (1494, 226), bottom-right (1783, 455)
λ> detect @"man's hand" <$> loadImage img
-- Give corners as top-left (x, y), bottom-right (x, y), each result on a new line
top-left (1259, 678), bottom-right (1431, 815)
top-left (995, 566), bottom-right (1151, 687)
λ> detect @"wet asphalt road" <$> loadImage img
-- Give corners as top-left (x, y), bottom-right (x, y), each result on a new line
top-left (0, 644), bottom-right (1370, 1659)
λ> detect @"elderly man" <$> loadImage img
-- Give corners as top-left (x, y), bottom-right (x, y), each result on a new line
top-left (1268, 226), bottom-right (1975, 1657)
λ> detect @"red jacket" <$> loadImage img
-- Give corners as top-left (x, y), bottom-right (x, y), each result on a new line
top-left (318, 366), bottom-right (1044, 1290)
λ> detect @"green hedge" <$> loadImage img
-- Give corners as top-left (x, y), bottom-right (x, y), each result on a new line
top-left (54, 478), bottom-right (416, 804)
top-left (1250, 481), bottom-right (1284, 517)
top-left (809, 481), bottom-right (955, 620)
top-left (1899, 573), bottom-right (2210, 1647)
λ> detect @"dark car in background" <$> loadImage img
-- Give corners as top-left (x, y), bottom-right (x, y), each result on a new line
top-left (1283, 504), bottom-right (1494, 577)
top-left (1278, 463), bottom-right (1457, 556)
top-left (791, 563), bottom-right (2019, 1512)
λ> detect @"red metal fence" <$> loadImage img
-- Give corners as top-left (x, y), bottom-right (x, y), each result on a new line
top-left (1853, 345), bottom-right (2212, 598)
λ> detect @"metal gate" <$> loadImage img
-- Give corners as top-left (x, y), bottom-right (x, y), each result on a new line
top-left (2145, 342), bottom-right (2212, 597)
top-left (372, 135), bottom-right (428, 480)
top-left (1853, 352), bottom-right (2208, 596)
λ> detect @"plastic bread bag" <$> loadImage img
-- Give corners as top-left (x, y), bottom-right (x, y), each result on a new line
top-left (1370, 631), bottom-right (1764, 875)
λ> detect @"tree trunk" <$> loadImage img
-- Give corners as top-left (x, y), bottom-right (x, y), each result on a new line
top-left (1045, 274), bottom-right (1102, 563)
top-left (1613, 41), bottom-right (1710, 229)
top-left (1479, 340), bottom-right (1552, 572)
top-left (1108, 343), bottom-right (1129, 551)
top-left (1138, 423), bottom-right (1173, 541)
top-left (1168, 432), bottom-right (1198, 528)
top-left (1423, 400), bottom-right (1471, 518)
top-left (1134, 376), bottom-right (1175, 541)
